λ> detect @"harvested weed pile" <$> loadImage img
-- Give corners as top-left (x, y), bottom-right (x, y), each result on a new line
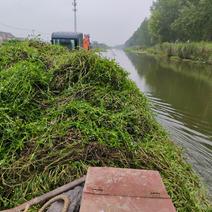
top-left (0, 40), bottom-right (210, 211)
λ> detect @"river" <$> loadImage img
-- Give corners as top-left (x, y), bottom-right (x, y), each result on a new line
top-left (103, 49), bottom-right (212, 196)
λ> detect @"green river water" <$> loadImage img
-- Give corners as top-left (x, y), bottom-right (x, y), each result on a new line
top-left (104, 49), bottom-right (212, 196)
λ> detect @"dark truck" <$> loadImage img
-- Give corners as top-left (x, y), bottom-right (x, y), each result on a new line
top-left (51, 32), bottom-right (83, 50)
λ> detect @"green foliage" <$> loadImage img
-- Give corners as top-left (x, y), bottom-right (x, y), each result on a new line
top-left (172, 0), bottom-right (212, 41)
top-left (149, 0), bottom-right (212, 42)
top-left (149, 0), bottom-right (184, 43)
top-left (171, 3), bottom-right (201, 41)
top-left (0, 41), bottom-right (210, 211)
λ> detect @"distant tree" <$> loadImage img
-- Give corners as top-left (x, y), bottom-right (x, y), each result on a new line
top-left (92, 41), bottom-right (109, 49)
top-left (125, 18), bottom-right (152, 47)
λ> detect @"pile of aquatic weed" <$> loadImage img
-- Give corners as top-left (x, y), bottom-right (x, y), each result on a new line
top-left (0, 40), bottom-right (210, 211)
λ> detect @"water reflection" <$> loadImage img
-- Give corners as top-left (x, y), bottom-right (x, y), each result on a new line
top-left (128, 54), bottom-right (212, 136)
top-left (103, 50), bottom-right (212, 195)
top-left (126, 53), bottom-right (212, 138)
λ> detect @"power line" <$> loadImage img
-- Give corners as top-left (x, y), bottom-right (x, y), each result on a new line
top-left (0, 21), bottom-right (34, 32)
top-left (0, 21), bottom-right (51, 37)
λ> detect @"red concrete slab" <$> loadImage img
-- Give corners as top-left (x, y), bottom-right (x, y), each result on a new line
top-left (80, 167), bottom-right (176, 212)
top-left (83, 167), bottom-right (170, 198)
top-left (80, 193), bottom-right (176, 212)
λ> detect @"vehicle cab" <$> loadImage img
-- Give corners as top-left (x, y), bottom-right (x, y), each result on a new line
top-left (51, 32), bottom-right (83, 50)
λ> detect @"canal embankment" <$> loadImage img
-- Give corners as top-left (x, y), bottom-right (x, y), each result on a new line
top-left (0, 40), bottom-right (211, 211)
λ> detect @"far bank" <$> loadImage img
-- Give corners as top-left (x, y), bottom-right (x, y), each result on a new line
top-left (126, 42), bottom-right (212, 65)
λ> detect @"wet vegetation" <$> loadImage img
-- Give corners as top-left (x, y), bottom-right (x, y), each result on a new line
top-left (0, 40), bottom-right (210, 211)
top-left (127, 42), bottom-right (212, 64)
top-left (148, 42), bottom-right (212, 64)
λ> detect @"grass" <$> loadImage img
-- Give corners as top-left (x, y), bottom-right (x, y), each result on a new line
top-left (0, 40), bottom-right (211, 211)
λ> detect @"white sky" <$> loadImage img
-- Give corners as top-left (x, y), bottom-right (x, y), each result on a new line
top-left (0, 0), bottom-right (154, 45)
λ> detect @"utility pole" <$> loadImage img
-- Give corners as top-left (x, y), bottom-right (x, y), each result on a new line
top-left (73, 0), bottom-right (77, 33)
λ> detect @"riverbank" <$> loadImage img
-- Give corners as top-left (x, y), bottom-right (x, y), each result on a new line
top-left (126, 42), bottom-right (212, 65)
top-left (0, 41), bottom-right (210, 211)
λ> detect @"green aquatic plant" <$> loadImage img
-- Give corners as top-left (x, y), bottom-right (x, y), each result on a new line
top-left (0, 40), bottom-right (210, 211)
top-left (127, 42), bottom-right (212, 65)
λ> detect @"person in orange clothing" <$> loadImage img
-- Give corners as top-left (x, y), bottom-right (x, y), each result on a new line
top-left (83, 34), bottom-right (90, 50)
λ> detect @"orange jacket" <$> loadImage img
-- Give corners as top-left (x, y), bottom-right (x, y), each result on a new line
top-left (83, 37), bottom-right (90, 50)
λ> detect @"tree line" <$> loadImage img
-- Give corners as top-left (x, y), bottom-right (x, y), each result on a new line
top-left (125, 0), bottom-right (212, 47)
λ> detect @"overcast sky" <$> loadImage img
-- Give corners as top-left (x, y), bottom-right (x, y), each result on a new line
top-left (0, 0), bottom-right (154, 45)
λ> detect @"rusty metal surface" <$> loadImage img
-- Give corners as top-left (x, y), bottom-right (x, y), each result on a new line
top-left (80, 167), bottom-right (176, 212)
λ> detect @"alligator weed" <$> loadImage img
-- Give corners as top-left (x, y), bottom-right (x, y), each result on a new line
top-left (0, 40), bottom-right (210, 211)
